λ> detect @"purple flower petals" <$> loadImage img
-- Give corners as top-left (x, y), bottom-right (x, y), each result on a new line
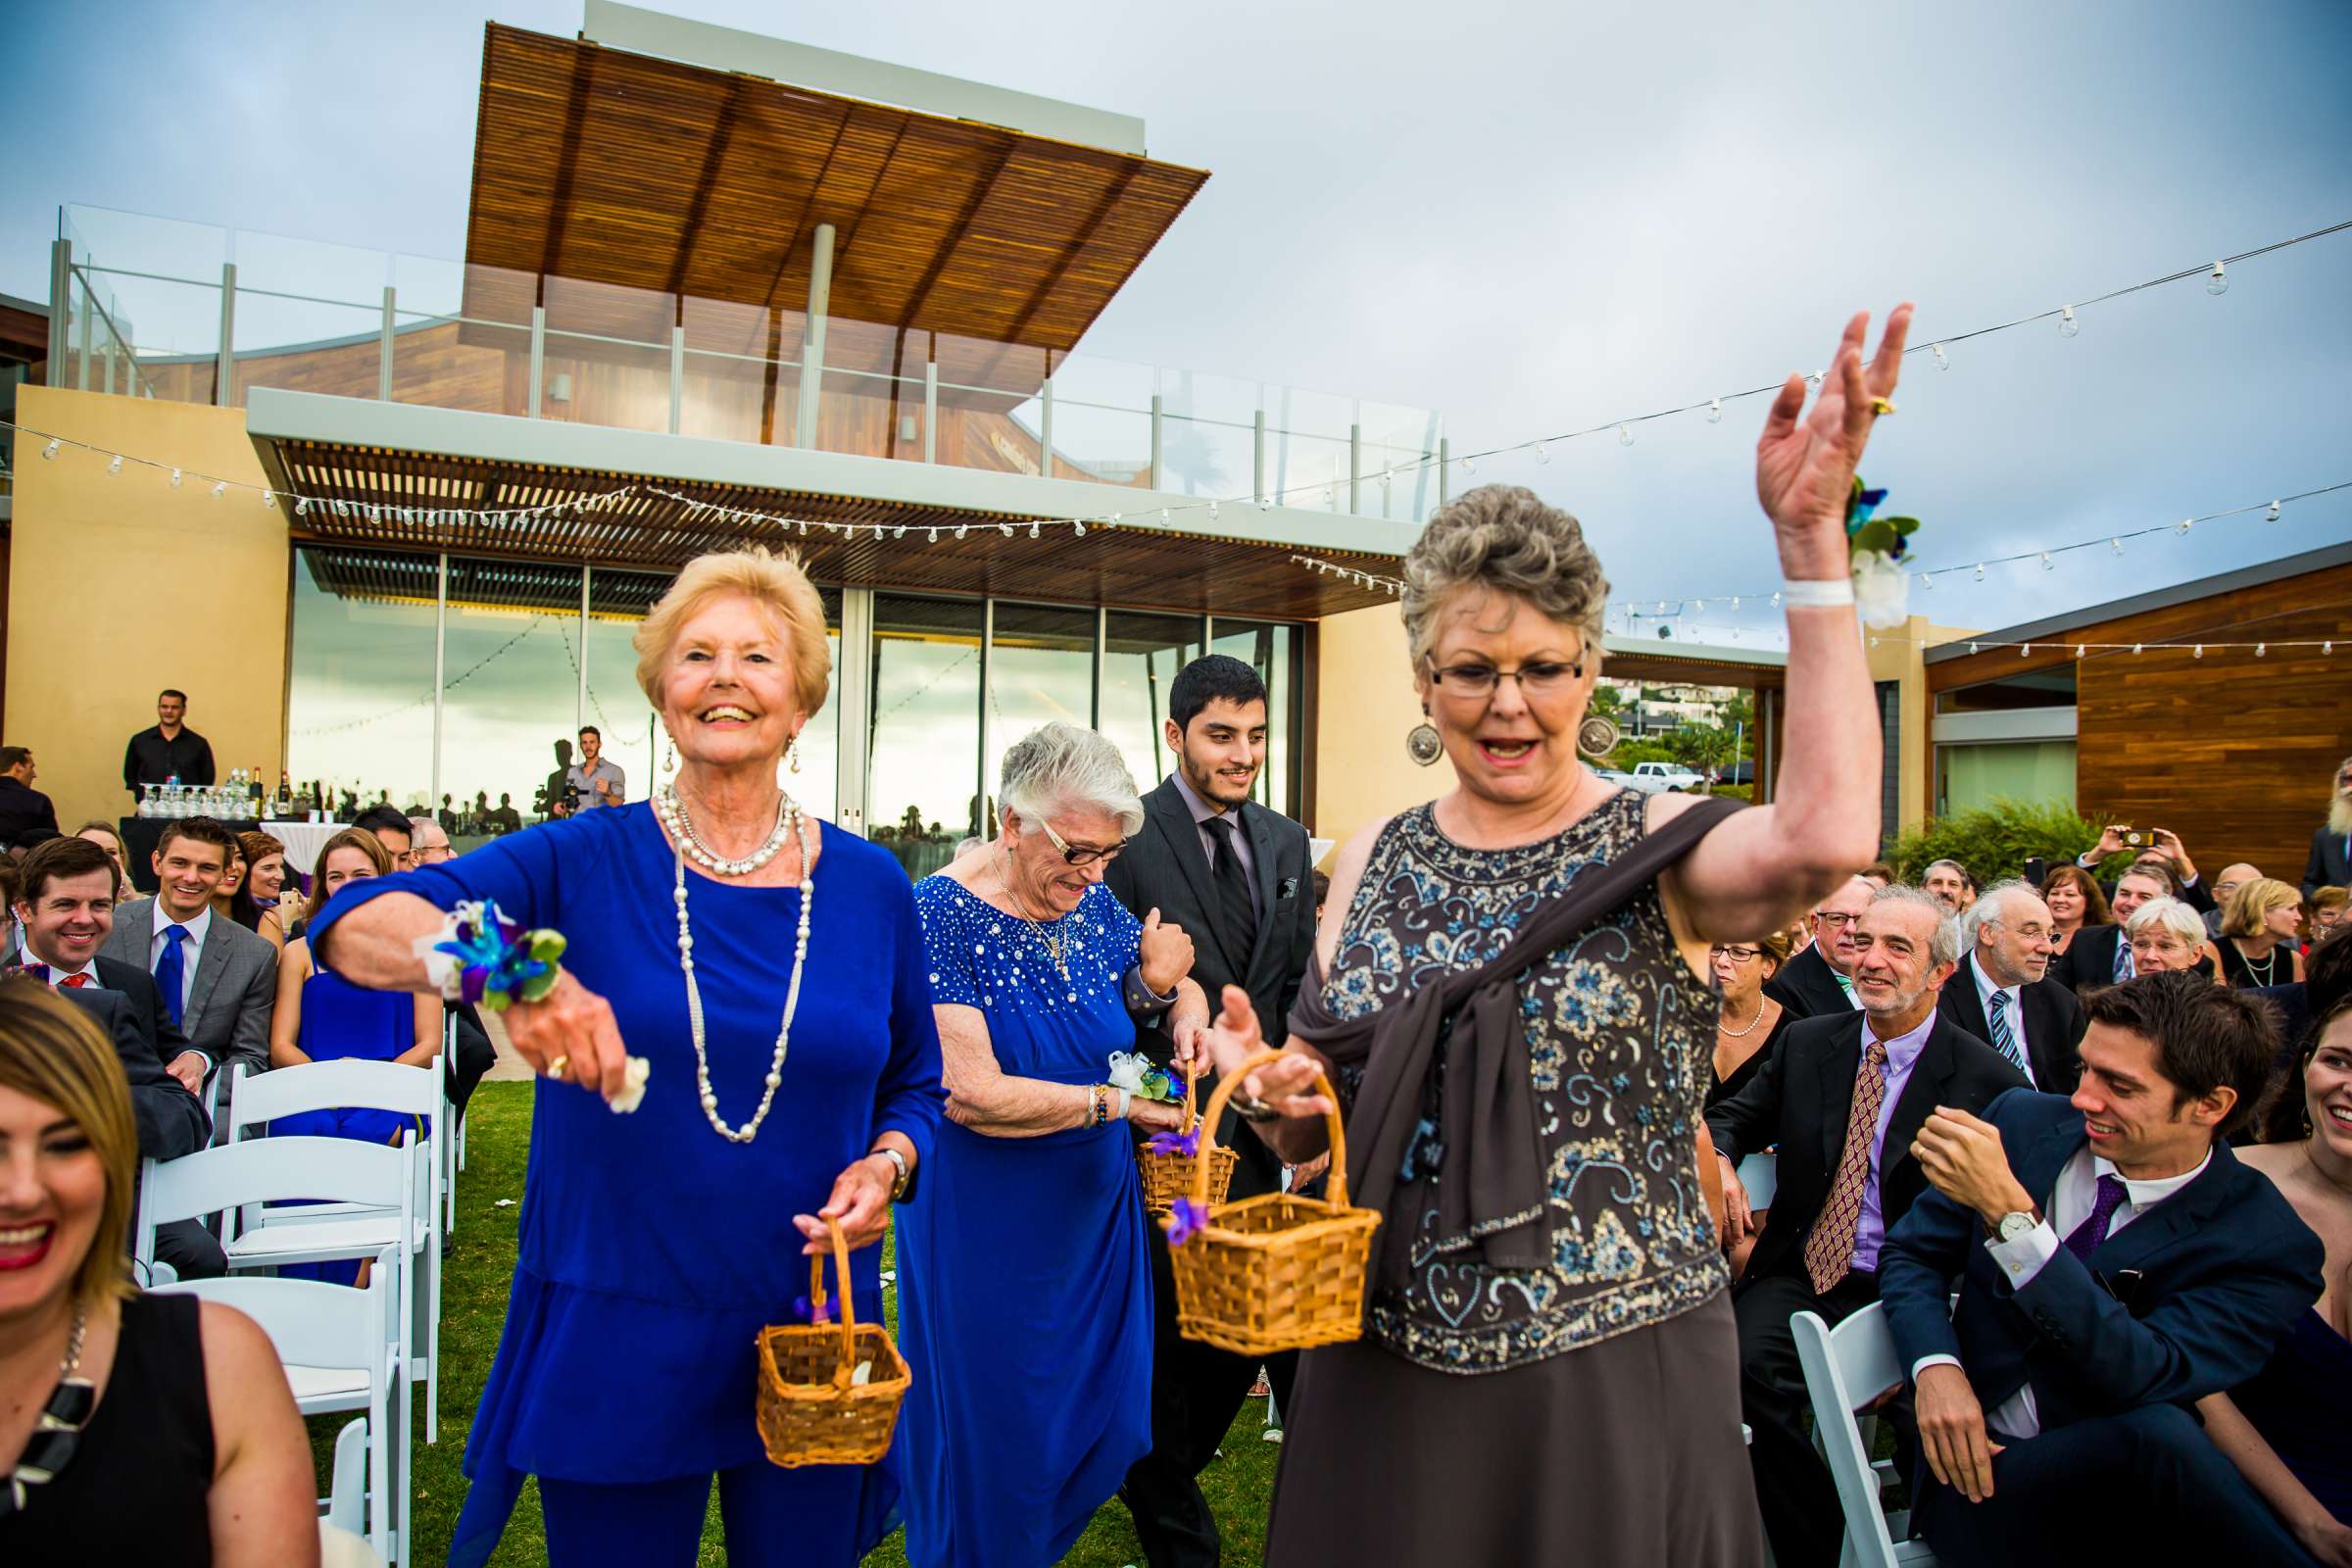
top-left (1146, 1129), bottom-right (1200, 1158)
top-left (1165, 1198), bottom-right (1210, 1246)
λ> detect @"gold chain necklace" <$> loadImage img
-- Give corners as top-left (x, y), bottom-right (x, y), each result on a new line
top-left (998, 850), bottom-right (1075, 996)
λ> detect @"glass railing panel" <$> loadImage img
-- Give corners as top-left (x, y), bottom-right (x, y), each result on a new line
top-left (71, 267), bottom-right (219, 405)
top-left (932, 332), bottom-right (1049, 474)
top-left (385, 262), bottom-right (537, 416)
top-left (230, 283), bottom-right (385, 407)
top-left (1046, 351), bottom-right (1154, 487)
top-left (811, 318), bottom-right (925, 461)
top-left (539, 275), bottom-right (676, 435)
top-left (64, 205), bottom-right (226, 288)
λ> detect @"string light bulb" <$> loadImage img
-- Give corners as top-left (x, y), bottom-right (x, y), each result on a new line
top-left (2255, 643), bottom-right (2265, 657)
top-left (170, 467), bottom-right (181, 486)
top-left (1705, 398), bottom-right (1723, 423)
top-left (1461, 455), bottom-right (1475, 475)
top-left (1534, 440), bottom-right (1550, 463)
top-left (2039, 551), bottom-right (2053, 570)
top-left (295, 497), bottom-right (310, 516)
top-left (1920, 572), bottom-right (1934, 590)
top-left (927, 527), bottom-right (938, 542)
top-left (1617, 423), bottom-right (1634, 447)
top-left (262, 490), bottom-right (276, 509)
top-left (2110, 537), bottom-right (2124, 556)
top-left (2206, 261), bottom-right (2228, 296)
top-left (893, 525), bottom-right (906, 538)
top-left (2176, 517), bottom-right (2193, 534)
top-left (2132, 643), bottom-right (2143, 655)
top-left (1073, 520), bottom-right (1085, 535)
top-left (41, 439), bottom-right (60, 460)
top-left (1208, 500), bottom-right (1221, 519)
top-left (2193, 645), bottom-right (2204, 659)
top-left (2058, 307), bottom-right (2081, 338)
top-left (1931, 344), bottom-right (1950, 371)
top-left (2267, 500), bottom-right (2281, 521)
top-left (2021, 644), bottom-right (2032, 657)
top-left (210, 481), bottom-right (226, 500)
top-left (2076, 644), bottom-right (2086, 659)
top-left (1975, 564), bottom-right (1985, 582)
top-left (1771, 592), bottom-right (1782, 609)
top-left (956, 524), bottom-right (968, 539)
top-left (1806, 369), bottom-right (1824, 389)
top-left (1158, 508), bottom-right (1170, 524)
top-left (106, 452), bottom-right (129, 476)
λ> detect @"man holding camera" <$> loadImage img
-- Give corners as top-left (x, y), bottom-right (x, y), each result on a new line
top-left (566, 725), bottom-right (626, 810)
top-left (2075, 825), bottom-right (2215, 914)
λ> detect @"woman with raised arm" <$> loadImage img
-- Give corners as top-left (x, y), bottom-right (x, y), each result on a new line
top-left (308, 548), bottom-right (945, 1568)
top-left (1193, 307), bottom-right (1912, 1565)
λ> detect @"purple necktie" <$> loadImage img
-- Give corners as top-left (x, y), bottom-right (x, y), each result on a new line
top-left (2063, 1173), bottom-right (2129, 1262)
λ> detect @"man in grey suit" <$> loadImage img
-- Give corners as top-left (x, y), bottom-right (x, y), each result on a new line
top-left (99, 815), bottom-right (276, 1088)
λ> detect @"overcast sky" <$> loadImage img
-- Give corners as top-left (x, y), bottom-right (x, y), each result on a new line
top-left (7, 0), bottom-right (2349, 647)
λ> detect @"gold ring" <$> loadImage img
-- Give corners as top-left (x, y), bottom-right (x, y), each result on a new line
top-left (1870, 397), bottom-right (1897, 417)
top-left (544, 1054), bottom-right (570, 1081)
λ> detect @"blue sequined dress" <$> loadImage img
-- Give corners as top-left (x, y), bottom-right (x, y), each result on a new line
top-left (894, 877), bottom-right (1154, 1567)
top-left (307, 806), bottom-right (945, 1567)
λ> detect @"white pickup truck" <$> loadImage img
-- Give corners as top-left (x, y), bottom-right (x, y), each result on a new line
top-left (1601, 760), bottom-right (1704, 794)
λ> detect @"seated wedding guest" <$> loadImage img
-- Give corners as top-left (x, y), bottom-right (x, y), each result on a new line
top-left (1881, 969), bottom-right (2325, 1563)
top-left (7, 837), bottom-right (219, 1282)
top-left (2127, 895), bottom-right (2224, 980)
top-left (898, 724), bottom-right (1197, 1566)
top-left (99, 818), bottom-right (276, 1087)
top-left (2197, 995), bottom-right (2352, 1565)
top-left (208, 840), bottom-right (245, 925)
top-left (1708, 885), bottom-right (2027, 1566)
top-left (2311, 887), bottom-right (2348, 948)
top-left (1710, 928), bottom-right (1799, 1108)
top-left (311, 545), bottom-right (945, 1566)
top-left (227, 831), bottom-right (290, 951)
top-left (0, 747), bottom-right (59, 848)
top-left (2303, 755), bottom-right (2352, 901)
top-left (2205, 861), bottom-right (2264, 937)
top-left (2037, 863), bottom-right (2111, 956)
top-left (1937, 880), bottom-right (2087, 1093)
top-left (0, 981), bottom-right (317, 1565)
top-left (2219, 877), bottom-right (2309, 990)
top-left (1924, 858), bottom-right (1972, 914)
top-left (2053, 862), bottom-right (2175, 995)
top-left (72, 823), bottom-right (136, 905)
top-left (1766, 873), bottom-right (1875, 1017)
top-left (349, 805), bottom-right (414, 871)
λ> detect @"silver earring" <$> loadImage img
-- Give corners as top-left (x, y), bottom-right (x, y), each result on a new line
top-left (1406, 713), bottom-right (1444, 767)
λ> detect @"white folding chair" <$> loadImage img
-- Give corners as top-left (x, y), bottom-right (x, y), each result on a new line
top-left (439, 1016), bottom-right (461, 1237)
top-left (1738, 1152), bottom-right (1779, 1209)
top-left (1790, 1303), bottom-right (1938, 1566)
top-left (153, 1250), bottom-right (407, 1566)
top-left (227, 1059), bottom-right (446, 1444)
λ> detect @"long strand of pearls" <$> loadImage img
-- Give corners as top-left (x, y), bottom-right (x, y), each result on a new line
top-left (671, 797), bottom-right (814, 1144)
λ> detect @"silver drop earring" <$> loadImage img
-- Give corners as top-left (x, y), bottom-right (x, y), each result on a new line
top-left (789, 735), bottom-right (802, 775)
top-left (1405, 709), bottom-right (1444, 767)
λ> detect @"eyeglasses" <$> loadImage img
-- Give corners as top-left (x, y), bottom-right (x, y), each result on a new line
top-left (1813, 910), bottom-right (1861, 929)
top-left (1708, 945), bottom-right (1762, 962)
top-left (1037, 817), bottom-right (1127, 867)
top-left (1424, 658), bottom-right (1585, 700)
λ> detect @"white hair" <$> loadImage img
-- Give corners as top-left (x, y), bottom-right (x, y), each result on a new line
top-left (1963, 878), bottom-right (2046, 950)
top-left (1870, 883), bottom-right (1963, 968)
top-left (998, 723), bottom-right (1145, 838)
top-left (2126, 896), bottom-right (2206, 950)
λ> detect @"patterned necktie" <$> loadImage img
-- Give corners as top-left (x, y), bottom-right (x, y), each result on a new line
top-left (1804, 1041), bottom-right (1890, 1294)
top-left (157, 924), bottom-right (190, 1028)
top-left (1202, 814), bottom-right (1258, 960)
top-left (2064, 1174), bottom-right (2130, 1262)
top-left (2113, 933), bottom-right (2133, 982)
top-left (59, 973), bottom-right (89, 989)
top-left (1985, 990), bottom-right (2028, 1074)
top-left (23, 961), bottom-right (49, 983)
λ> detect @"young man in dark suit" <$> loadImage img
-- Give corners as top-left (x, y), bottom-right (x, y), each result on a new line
top-left (1102, 654), bottom-right (1318, 1568)
top-left (9, 834), bottom-right (222, 1281)
top-left (1939, 880), bottom-right (2087, 1095)
top-left (1881, 969), bottom-right (2325, 1564)
top-left (1764, 872), bottom-right (1874, 1018)
top-left (1709, 884), bottom-right (2029, 1567)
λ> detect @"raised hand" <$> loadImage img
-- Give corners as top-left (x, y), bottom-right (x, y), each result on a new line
top-left (504, 967), bottom-right (630, 1102)
top-left (1754, 304), bottom-right (1914, 578)
top-left (1139, 906), bottom-right (1195, 995)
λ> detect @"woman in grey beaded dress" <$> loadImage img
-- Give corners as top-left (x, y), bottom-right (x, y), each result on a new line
top-left (1194, 306), bottom-right (1913, 1564)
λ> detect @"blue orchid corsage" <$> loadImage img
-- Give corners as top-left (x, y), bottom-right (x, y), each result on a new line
top-left (412, 898), bottom-right (567, 1012)
top-left (1164, 1198), bottom-right (1210, 1246)
top-left (1846, 476), bottom-right (1923, 630)
top-left (1106, 1050), bottom-right (1181, 1104)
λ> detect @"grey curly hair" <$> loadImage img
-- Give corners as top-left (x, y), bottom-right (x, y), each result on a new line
top-left (998, 722), bottom-right (1146, 838)
top-left (1400, 485), bottom-right (1611, 669)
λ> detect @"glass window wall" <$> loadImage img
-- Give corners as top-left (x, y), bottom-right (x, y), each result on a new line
top-left (1208, 619), bottom-right (1297, 816)
top-left (285, 548), bottom-right (439, 817)
top-left (1102, 612), bottom-right (1204, 800)
top-left (439, 559), bottom-right (585, 826)
top-left (869, 596), bottom-right (984, 879)
top-left (985, 603), bottom-right (1099, 809)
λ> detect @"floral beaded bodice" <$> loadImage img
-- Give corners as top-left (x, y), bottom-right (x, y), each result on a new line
top-left (1322, 790), bottom-right (1728, 1373)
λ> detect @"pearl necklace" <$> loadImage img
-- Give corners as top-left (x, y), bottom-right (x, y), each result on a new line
top-left (656, 784), bottom-right (793, 876)
top-left (668, 796), bottom-right (815, 1144)
top-left (1717, 996), bottom-right (1767, 1038)
top-left (2238, 940), bottom-right (2281, 987)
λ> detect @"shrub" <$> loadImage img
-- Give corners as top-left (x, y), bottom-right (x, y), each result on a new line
top-left (1602, 739), bottom-right (1678, 768)
top-left (1881, 798), bottom-right (2100, 885)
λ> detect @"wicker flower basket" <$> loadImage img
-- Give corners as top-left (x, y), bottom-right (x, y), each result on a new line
top-left (1165, 1048), bottom-right (1382, 1358)
top-left (755, 1216), bottom-right (911, 1468)
top-left (1137, 1063), bottom-right (1237, 1220)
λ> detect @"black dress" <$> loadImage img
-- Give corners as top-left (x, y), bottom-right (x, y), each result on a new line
top-left (1707, 1004), bottom-right (1797, 1109)
top-left (2217, 939), bottom-right (2295, 990)
top-left (0, 1293), bottom-right (215, 1564)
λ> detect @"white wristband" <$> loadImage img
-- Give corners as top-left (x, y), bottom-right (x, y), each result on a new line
top-left (1116, 1088), bottom-right (1132, 1121)
top-left (1781, 576), bottom-right (1857, 610)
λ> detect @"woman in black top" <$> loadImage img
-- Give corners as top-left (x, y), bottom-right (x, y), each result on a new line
top-left (1708, 927), bottom-right (1800, 1108)
top-left (0, 980), bottom-right (315, 1565)
top-left (2218, 877), bottom-right (2310, 990)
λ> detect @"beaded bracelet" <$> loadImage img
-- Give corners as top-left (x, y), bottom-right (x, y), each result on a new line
top-left (413, 899), bottom-right (567, 1012)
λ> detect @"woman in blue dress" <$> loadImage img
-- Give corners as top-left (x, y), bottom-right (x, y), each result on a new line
top-left (311, 548), bottom-right (945, 1567)
top-left (897, 721), bottom-right (1208, 1567)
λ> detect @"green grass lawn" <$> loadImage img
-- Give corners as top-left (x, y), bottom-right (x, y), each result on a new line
top-left (316, 1082), bottom-right (1284, 1564)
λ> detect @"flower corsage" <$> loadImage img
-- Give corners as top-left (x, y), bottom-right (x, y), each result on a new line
top-left (414, 899), bottom-right (565, 1011)
top-left (1106, 1050), bottom-right (1180, 1106)
top-left (1846, 476), bottom-right (1922, 630)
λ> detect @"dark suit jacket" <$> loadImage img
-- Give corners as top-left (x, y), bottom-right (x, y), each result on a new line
top-left (1762, 942), bottom-right (1856, 1021)
top-left (0, 967), bottom-right (209, 1160)
top-left (89, 954), bottom-right (199, 1069)
top-left (1706, 1009), bottom-right (2029, 1288)
top-left (1102, 777), bottom-right (1317, 1200)
top-left (2051, 923), bottom-right (2130, 1000)
top-left (2305, 826), bottom-right (2352, 901)
top-left (1936, 954), bottom-right (2088, 1095)
top-left (1881, 1089), bottom-right (2325, 1434)
top-left (0, 777), bottom-right (59, 849)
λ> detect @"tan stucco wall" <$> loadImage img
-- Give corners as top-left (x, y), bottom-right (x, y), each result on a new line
top-left (1311, 600), bottom-right (1454, 858)
top-left (1864, 614), bottom-right (1982, 833)
top-left (6, 387), bottom-right (289, 828)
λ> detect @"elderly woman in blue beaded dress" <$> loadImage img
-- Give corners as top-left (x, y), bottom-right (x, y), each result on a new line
top-left (311, 547), bottom-right (945, 1567)
top-left (894, 722), bottom-right (1206, 1566)
top-left (1191, 308), bottom-right (1917, 1565)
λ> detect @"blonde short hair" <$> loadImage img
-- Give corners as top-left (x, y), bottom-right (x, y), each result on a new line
top-left (2219, 876), bottom-right (2300, 940)
top-left (0, 979), bottom-right (138, 1307)
top-left (632, 548), bottom-right (832, 720)
top-left (1401, 485), bottom-right (1610, 669)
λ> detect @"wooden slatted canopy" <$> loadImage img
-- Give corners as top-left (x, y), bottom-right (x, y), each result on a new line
top-left (463, 24), bottom-right (1209, 361)
top-left (263, 438), bottom-right (1401, 621)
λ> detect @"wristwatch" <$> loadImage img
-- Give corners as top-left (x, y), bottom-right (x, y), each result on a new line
top-left (873, 1147), bottom-right (912, 1201)
top-left (1991, 1209), bottom-right (2038, 1245)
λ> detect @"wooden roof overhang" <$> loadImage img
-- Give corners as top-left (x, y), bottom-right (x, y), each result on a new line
top-left (461, 24), bottom-right (1209, 374)
top-left (260, 438), bottom-right (1402, 621)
